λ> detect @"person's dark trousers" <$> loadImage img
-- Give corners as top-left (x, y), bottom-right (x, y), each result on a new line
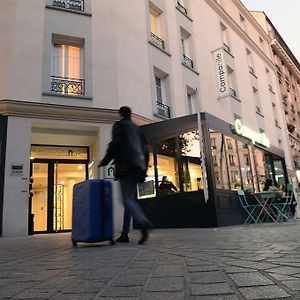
top-left (119, 174), bottom-right (150, 233)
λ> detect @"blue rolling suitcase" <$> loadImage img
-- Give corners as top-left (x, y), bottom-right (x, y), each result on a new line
top-left (72, 179), bottom-right (115, 246)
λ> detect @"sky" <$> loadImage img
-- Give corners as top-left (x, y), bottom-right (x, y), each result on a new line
top-left (241, 0), bottom-right (300, 62)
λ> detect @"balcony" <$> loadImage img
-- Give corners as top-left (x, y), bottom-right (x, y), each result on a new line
top-left (156, 101), bottom-right (170, 118)
top-left (223, 43), bottom-right (231, 53)
top-left (50, 76), bottom-right (85, 95)
top-left (183, 54), bottom-right (194, 69)
top-left (249, 66), bottom-right (255, 75)
top-left (150, 33), bottom-right (165, 50)
top-left (52, 0), bottom-right (84, 11)
top-left (177, 1), bottom-right (188, 15)
top-left (230, 88), bottom-right (237, 98)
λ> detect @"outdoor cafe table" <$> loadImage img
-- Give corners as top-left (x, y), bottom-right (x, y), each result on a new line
top-left (252, 191), bottom-right (282, 223)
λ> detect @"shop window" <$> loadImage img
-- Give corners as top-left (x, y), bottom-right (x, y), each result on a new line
top-left (180, 130), bottom-right (202, 192)
top-left (237, 141), bottom-right (255, 192)
top-left (274, 159), bottom-right (285, 189)
top-left (137, 153), bottom-right (156, 199)
top-left (156, 138), bottom-right (180, 196)
top-left (253, 148), bottom-right (268, 191)
top-left (210, 131), bottom-right (230, 189)
top-left (225, 136), bottom-right (242, 190)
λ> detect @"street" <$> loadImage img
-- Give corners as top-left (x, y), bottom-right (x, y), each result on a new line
top-left (0, 223), bottom-right (300, 300)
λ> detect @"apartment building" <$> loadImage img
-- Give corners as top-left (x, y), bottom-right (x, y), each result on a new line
top-left (0, 0), bottom-right (292, 236)
top-left (251, 11), bottom-right (300, 182)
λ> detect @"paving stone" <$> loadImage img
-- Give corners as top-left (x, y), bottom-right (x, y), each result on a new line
top-left (99, 286), bottom-right (143, 297)
top-left (282, 280), bottom-right (300, 291)
top-left (52, 293), bottom-right (96, 300)
top-left (229, 272), bottom-right (274, 287)
top-left (0, 282), bottom-right (38, 298)
top-left (239, 285), bottom-right (290, 299)
top-left (267, 266), bottom-right (300, 275)
top-left (188, 265), bottom-right (219, 273)
top-left (223, 266), bottom-right (257, 273)
top-left (268, 273), bottom-right (298, 281)
top-left (147, 277), bottom-right (184, 292)
top-left (143, 292), bottom-right (185, 300)
top-left (153, 265), bottom-right (184, 277)
top-left (12, 288), bottom-right (58, 299)
top-left (189, 271), bottom-right (226, 283)
top-left (190, 283), bottom-right (233, 296)
top-left (191, 295), bottom-right (238, 300)
top-left (112, 274), bottom-right (148, 287)
top-left (62, 280), bottom-right (106, 293)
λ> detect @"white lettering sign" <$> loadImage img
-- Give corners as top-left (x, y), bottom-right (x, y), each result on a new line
top-left (234, 119), bottom-right (270, 148)
top-left (213, 49), bottom-right (230, 98)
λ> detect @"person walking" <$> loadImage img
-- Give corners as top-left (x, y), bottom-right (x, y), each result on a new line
top-left (98, 106), bottom-right (152, 244)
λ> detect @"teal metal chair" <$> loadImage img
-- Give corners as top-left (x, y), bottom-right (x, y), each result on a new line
top-left (237, 190), bottom-right (261, 224)
top-left (272, 184), bottom-right (294, 222)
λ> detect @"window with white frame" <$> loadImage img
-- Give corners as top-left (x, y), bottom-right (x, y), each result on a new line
top-left (228, 66), bottom-right (238, 98)
top-left (149, 3), bottom-right (164, 49)
top-left (187, 93), bottom-right (193, 114)
top-left (246, 48), bottom-right (255, 75)
top-left (51, 36), bottom-right (84, 95)
top-left (154, 69), bottom-right (170, 118)
top-left (220, 22), bottom-right (231, 53)
top-left (181, 28), bottom-right (193, 69)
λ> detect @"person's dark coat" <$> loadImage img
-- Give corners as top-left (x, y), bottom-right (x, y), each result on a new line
top-left (101, 117), bottom-right (149, 181)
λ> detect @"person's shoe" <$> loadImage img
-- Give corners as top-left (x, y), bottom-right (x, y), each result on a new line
top-left (138, 227), bottom-right (149, 244)
top-left (116, 233), bottom-right (129, 243)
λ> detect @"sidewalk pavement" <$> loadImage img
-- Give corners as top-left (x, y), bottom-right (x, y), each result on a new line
top-left (0, 223), bottom-right (299, 300)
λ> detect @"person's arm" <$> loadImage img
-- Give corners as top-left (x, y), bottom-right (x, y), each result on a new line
top-left (171, 182), bottom-right (178, 191)
top-left (99, 122), bottom-right (122, 167)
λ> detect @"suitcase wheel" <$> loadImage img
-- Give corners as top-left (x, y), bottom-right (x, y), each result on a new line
top-left (72, 240), bottom-right (78, 247)
top-left (110, 239), bottom-right (116, 246)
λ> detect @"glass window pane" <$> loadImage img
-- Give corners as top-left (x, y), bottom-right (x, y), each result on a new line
top-left (210, 131), bottom-right (230, 189)
top-left (237, 141), bottom-right (254, 192)
top-left (225, 136), bottom-right (242, 190)
top-left (156, 138), bottom-right (179, 196)
top-left (32, 163), bottom-right (48, 232)
top-left (274, 159), bottom-right (285, 189)
top-left (180, 130), bottom-right (203, 192)
top-left (68, 46), bottom-right (80, 78)
top-left (137, 153), bottom-right (156, 199)
top-left (53, 44), bottom-right (64, 77)
top-left (253, 148), bottom-right (268, 192)
top-left (155, 77), bottom-right (163, 102)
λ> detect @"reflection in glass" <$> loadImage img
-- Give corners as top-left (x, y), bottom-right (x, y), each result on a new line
top-left (32, 163), bottom-right (48, 231)
top-left (137, 153), bottom-right (156, 199)
top-left (225, 136), bottom-right (242, 190)
top-left (156, 138), bottom-right (179, 195)
top-left (180, 130), bottom-right (203, 192)
top-left (274, 159), bottom-right (285, 189)
top-left (253, 148), bottom-right (268, 192)
top-left (210, 131), bottom-right (230, 189)
top-left (237, 141), bottom-right (254, 192)
top-left (54, 163), bottom-right (86, 231)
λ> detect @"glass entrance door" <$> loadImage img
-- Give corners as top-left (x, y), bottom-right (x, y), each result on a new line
top-left (53, 163), bottom-right (86, 231)
top-left (31, 163), bottom-right (48, 232)
top-left (30, 161), bottom-right (87, 233)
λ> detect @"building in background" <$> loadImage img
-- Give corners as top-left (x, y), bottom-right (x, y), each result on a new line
top-left (0, 0), bottom-right (293, 236)
top-left (251, 11), bottom-right (300, 183)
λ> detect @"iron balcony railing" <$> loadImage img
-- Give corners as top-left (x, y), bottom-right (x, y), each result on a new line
top-left (177, 1), bottom-right (188, 15)
top-left (151, 32), bottom-right (165, 50)
top-left (156, 101), bottom-right (170, 118)
top-left (230, 88), bottom-right (237, 98)
top-left (223, 42), bottom-right (231, 53)
top-left (249, 66), bottom-right (255, 75)
top-left (183, 54), bottom-right (194, 69)
top-left (51, 76), bottom-right (85, 95)
top-left (52, 0), bottom-right (84, 12)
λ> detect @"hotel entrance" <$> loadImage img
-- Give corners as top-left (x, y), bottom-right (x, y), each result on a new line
top-left (29, 145), bottom-right (88, 233)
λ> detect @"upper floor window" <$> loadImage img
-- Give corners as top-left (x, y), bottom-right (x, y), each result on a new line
top-left (154, 68), bottom-right (170, 118)
top-left (149, 3), bottom-right (165, 50)
top-left (177, 0), bottom-right (188, 15)
top-left (52, 0), bottom-right (84, 12)
top-left (51, 36), bottom-right (84, 95)
top-left (220, 22), bottom-right (231, 53)
top-left (181, 28), bottom-right (194, 69)
top-left (246, 48), bottom-right (256, 76)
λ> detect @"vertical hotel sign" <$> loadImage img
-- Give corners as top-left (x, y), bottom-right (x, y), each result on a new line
top-left (213, 48), bottom-right (230, 98)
